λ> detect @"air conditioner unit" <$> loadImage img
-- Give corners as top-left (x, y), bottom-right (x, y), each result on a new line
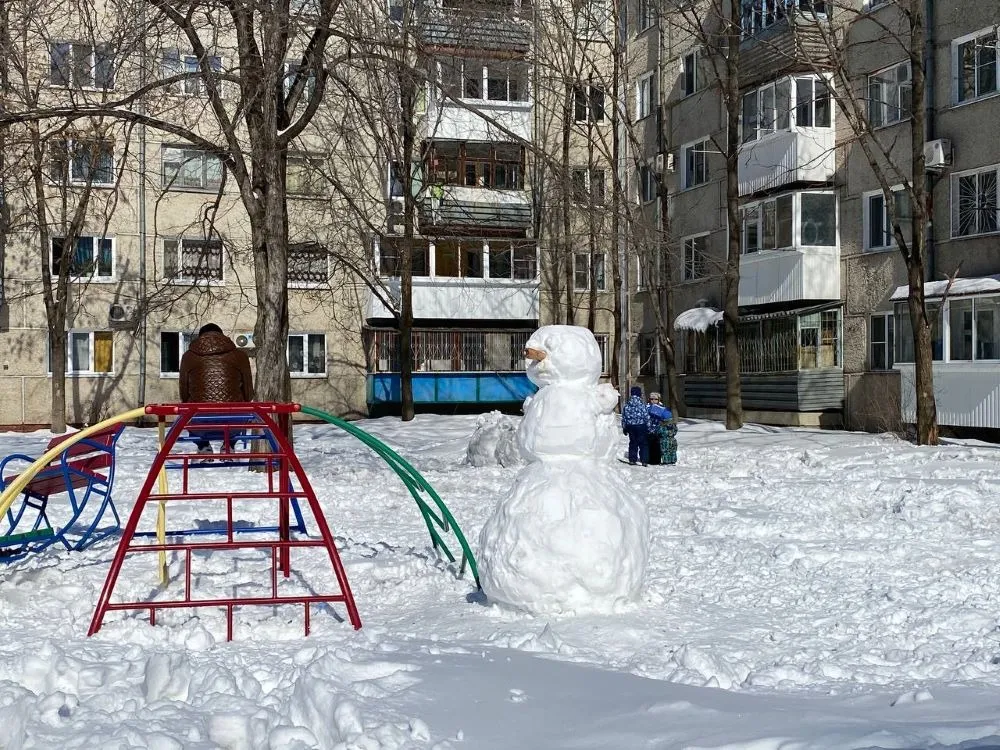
top-left (924, 139), bottom-right (952, 172)
top-left (108, 303), bottom-right (136, 327)
top-left (234, 332), bottom-right (255, 349)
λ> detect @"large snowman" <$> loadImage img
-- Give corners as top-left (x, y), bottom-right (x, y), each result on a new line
top-left (478, 325), bottom-right (650, 615)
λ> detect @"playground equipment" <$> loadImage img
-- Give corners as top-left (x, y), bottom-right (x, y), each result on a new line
top-left (89, 402), bottom-right (361, 639)
top-left (0, 401), bottom-right (480, 638)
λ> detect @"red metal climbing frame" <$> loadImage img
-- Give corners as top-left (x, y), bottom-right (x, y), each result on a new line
top-left (88, 402), bottom-right (361, 640)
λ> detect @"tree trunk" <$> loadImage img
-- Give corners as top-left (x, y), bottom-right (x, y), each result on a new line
top-left (562, 83), bottom-right (574, 325)
top-left (721, 0), bottom-right (743, 430)
top-left (398, 54), bottom-right (418, 422)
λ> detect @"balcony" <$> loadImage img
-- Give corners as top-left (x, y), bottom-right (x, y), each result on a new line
top-left (738, 247), bottom-right (839, 306)
top-left (421, 9), bottom-right (531, 54)
top-left (367, 276), bottom-right (539, 320)
top-left (424, 98), bottom-right (532, 143)
top-left (419, 185), bottom-right (532, 231)
top-left (739, 1), bottom-right (833, 88)
top-left (738, 128), bottom-right (835, 197)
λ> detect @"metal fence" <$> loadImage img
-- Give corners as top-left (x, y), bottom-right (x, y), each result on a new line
top-left (368, 329), bottom-right (531, 373)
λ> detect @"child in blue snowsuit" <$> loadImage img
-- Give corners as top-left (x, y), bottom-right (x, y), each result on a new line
top-left (646, 392), bottom-right (677, 465)
top-left (621, 386), bottom-right (651, 465)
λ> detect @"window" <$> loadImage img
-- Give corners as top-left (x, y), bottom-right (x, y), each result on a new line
top-left (162, 146), bottom-right (224, 190)
top-left (287, 156), bottom-right (324, 195)
top-left (742, 79), bottom-right (792, 142)
top-left (160, 331), bottom-right (196, 375)
top-left (163, 238), bottom-right (224, 282)
top-left (161, 50), bottom-right (222, 95)
top-left (378, 238), bottom-right (430, 277)
top-left (947, 296), bottom-right (1000, 361)
top-left (572, 168), bottom-right (606, 205)
top-left (51, 236), bottom-right (114, 280)
top-left (870, 313), bottom-right (894, 370)
top-left (426, 142), bottom-right (523, 190)
top-left (636, 0), bottom-right (655, 32)
top-left (574, 252), bottom-right (607, 291)
top-left (636, 72), bottom-right (654, 120)
top-left (487, 241), bottom-right (537, 280)
top-left (683, 234), bottom-right (708, 280)
top-left (283, 61), bottom-right (318, 106)
top-left (576, 0), bottom-right (611, 39)
top-left (895, 300), bottom-right (943, 363)
top-left (638, 164), bottom-right (657, 203)
top-left (50, 140), bottom-right (115, 186)
top-left (50, 42), bottom-right (114, 89)
top-left (682, 139), bottom-right (710, 189)
top-left (955, 27), bottom-right (1000, 104)
top-left (867, 62), bottom-right (911, 127)
top-left (449, 58), bottom-right (528, 102)
top-left (434, 239), bottom-right (484, 278)
top-left (594, 333), bottom-right (610, 374)
top-left (288, 334), bottom-right (326, 376)
top-left (574, 83), bottom-right (607, 123)
top-left (50, 331), bottom-right (115, 375)
top-left (388, 0), bottom-right (405, 22)
top-left (682, 51), bottom-right (701, 97)
top-left (288, 243), bottom-right (329, 285)
top-left (639, 334), bottom-right (657, 376)
top-left (740, 0), bottom-right (826, 36)
top-left (864, 0), bottom-right (891, 8)
top-left (952, 165), bottom-right (999, 237)
top-left (864, 188), bottom-right (910, 250)
top-left (742, 192), bottom-right (834, 252)
top-left (794, 76), bottom-right (831, 128)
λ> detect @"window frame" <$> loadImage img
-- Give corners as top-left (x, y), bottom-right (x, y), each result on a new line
top-left (573, 252), bottom-right (607, 292)
top-left (287, 155), bottom-right (325, 196)
top-left (159, 330), bottom-right (197, 377)
top-left (594, 333), bottom-right (611, 375)
top-left (50, 139), bottom-right (116, 187)
top-left (51, 235), bottom-right (116, 281)
top-left (682, 233), bottom-right (709, 281)
top-left (162, 237), bottom-right (225, 284)
top-left (161, 145), bottom-right (225, 192)
top-left (287, 333), bottom-right (328, 377)
top-left (869, 313), bottom-right (894, 370)
top-left (635, 0), bottom-right (656, 33)
top-left (425, 142), bottom-right (525, 190)
top-left (49, 41), bottom-right (115, 90)
top-left (740, 0), bottom-right (827, 37)
top-left (288, 242), bottom-right (330, 287)
top-left (741, 190), bottom-right (837, 253)
top-left (862, 186), bottom-right (910, 251)
top-left (951, 164), bottom-right (1000, 239)
top-left (638, 333), bottom-right (658, 377)
top-left (48, 330), bottom-right (116, 376)
top-left (636, 71), bottom-right (655, 120)
top-left (638, 163), bottom-right (657, 203)
top-left (161, 49), bottom-right (223, 96)
top-left (867, 61), bottom-right (912, 128)
top-left (953, 27), bottom-right (1000, 105)
top-left (573, 82), bottom-right (607, 124)
top-left (895, 295), bottom-right (1000, 364)
top-left (681, 138), bottom-right (711, 190)
top-left (682, 50), bottom-right (701, 97)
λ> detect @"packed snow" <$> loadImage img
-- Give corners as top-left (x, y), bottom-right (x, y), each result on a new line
top-left (3, 414), bottom-right (1000, 747)
top-left (478, 325), bottom-right (649, 616)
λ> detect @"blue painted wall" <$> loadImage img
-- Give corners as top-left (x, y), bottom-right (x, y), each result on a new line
top-left (367, 372), bottom-right (537, 405)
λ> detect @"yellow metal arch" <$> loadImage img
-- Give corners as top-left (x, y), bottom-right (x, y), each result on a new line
top-left (0, 408), bottom-right (147, 521)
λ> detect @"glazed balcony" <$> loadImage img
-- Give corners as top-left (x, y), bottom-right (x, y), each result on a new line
top-left (738, 127), bottom-right (835, 196)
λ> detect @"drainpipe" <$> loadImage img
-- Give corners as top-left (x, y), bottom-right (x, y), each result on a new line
top-left (136, 5), bottom-right (148, 410)
top-left (924, 0), bottom-right (935, 282)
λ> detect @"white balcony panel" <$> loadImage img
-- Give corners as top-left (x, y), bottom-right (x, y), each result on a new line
top-left (738, 247), bottom-right (839, 306)
top-left (898, 363), bottom-right (1000, 428)
top-left (425, 100), bottom-right (532, 143)
top-left (738, 128), bottom-right (835, 197)
top-left (367, 278), bottom-right (539, 321)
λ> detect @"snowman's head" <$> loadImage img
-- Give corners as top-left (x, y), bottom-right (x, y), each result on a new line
top-left (523, 325), bottom-right (602, 387)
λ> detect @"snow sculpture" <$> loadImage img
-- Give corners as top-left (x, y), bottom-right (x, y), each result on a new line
top-left (478, 325), bottom-right (650, 615)
top-left (466, 411), bottom-right (523, 468)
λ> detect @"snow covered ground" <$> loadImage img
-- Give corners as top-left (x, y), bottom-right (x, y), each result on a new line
top-left (4, 415), bottom-right (1000, 748)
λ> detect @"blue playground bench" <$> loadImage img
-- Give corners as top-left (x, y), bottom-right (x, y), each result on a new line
top-left (0, 424), bottom-right (124, 560)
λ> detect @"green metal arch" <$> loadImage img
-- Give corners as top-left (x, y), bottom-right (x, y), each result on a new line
top-left (300, 405), bottom-right (480, 589)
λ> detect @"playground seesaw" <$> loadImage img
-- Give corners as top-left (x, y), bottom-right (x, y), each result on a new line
top-left (0, 402), bottom-right (480, 639)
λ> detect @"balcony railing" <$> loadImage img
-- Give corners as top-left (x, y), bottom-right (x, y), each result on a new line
top-left (738, 128), bottom-right (835, 196)
top-left (419, 185), bottom-right (532, 230)
top-left (367, 328), bottom-right (532, 372)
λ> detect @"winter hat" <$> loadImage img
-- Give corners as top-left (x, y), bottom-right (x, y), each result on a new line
top-left (649, 391), bottom-right (661, 401)
top-left (630, 386), bottom-right (642, 397)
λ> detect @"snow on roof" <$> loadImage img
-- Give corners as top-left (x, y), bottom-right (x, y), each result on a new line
top-left (890, 275), bottom-right (1000, 301)
top-left (674, 307), bottom-right (724, 332)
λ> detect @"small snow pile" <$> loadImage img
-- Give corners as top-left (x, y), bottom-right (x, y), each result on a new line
top-left (465, 411), bottom-right (522, 468)
top-left (479, 325), bottom-right (649, 616)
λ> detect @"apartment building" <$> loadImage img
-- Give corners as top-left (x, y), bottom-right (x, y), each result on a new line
top-left (629, 0), bottom-right (1000, 433)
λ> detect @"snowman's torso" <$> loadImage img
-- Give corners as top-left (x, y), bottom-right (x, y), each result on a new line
top-left (518, 384), bottom-right (616, 461)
